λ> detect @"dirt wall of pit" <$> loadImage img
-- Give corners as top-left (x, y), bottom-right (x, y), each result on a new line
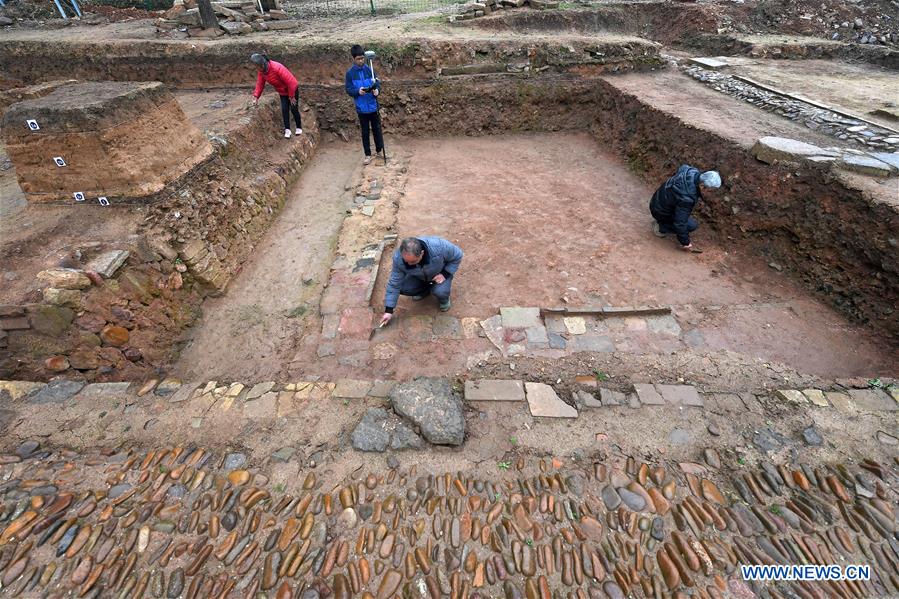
top-left (588, 78), bottom-right (899, 338)
top-left (0, 99), bottom-right (322, 381)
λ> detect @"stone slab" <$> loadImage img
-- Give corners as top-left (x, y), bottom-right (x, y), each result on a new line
top-left (246, 381), bottom-right (275, 400)
top-left (655, 384), bottom-right (703, 407)
top-left (689, 57), bottom-right (729, 69)
top-left (27, 380), bottom-right (85, 404)
top-left (86, 250), bottom-right (129, 278)
top-left (548, 332), bottom-right (567, 349)
top-left (75, 382), bottom-right (132, 400)
top-left (871, 152), bottom-right (899, 170)
top-left (244, 391), bottom-right (277, 419)
top-left (563, 317), bottom-right (586, 335)
top-left (646, 315), bottom-right (681, 336)
top-left (480, 315), bottom-right (505, 353)
top-left (839, 154), bottom-right (894, 177)
top-left (825, 391), bottom-right (856, 413)
top-left (332, 379), bottom-right (373, 399)
top-left (600, 388), bottom-right (626, 407)
top-left (367, 380), bottom-right (396, 398)
top-left (847, 388), bottom-right (897, 411)
top-left (525, 382), bottom-right (577, 418)
top-left (801, 389), bottom-right (829, 407)
top-left (751, 136), bottom-right (839, 165)
top-left (525, 326), bottom-right (549, 345)
top-left (571, 335), bottom-right (615, 352)
top-left (575, 390), bottom-right (602, 408)
top-left (633, 383), bottom-right (664, 406)
top-left (464, 379), bottom-right (525, 402)
top-left (0, 380), bottom-right (46, 401)
top-left (775, 389), bottom-right (807, 404)
top-left (500, 307), bottom-right (541, 329)
top-left (433, 315), bottom-right (462, 340)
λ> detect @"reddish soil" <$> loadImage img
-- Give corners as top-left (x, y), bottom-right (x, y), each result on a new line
top-left (375, 132), bottom-right (895, 376)
top-left (173, 143), bottom-right (360, 382)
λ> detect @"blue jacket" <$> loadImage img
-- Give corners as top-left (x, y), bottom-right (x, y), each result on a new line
top-left (649, 164), bottom-right (702, 246)
top-left (345, 63), bottom-right (380, 114)
top-left (384, 237), bottom-right (464, 311)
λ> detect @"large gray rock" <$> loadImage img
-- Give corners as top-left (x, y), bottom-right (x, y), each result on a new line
top-left (390, 420), bottom-right (425, 450)
top-left (389, 377), bottom-right (465, 445)
top-left (86, 250), bottom-right (129, 278)
top-left (351, 407), bottom-right (425, 452)
top-left (351, 408), bottom-right (391, 452)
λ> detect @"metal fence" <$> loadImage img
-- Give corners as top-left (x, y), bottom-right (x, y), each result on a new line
top-left (284, 0), bottom-right (464, 17)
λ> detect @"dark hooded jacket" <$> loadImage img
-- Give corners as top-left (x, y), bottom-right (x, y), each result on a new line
top-left (649, 164), bottom-right (702, 246)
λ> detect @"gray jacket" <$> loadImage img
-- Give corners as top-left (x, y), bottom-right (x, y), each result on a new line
top-left (384, 236), bottom-right (463, 310)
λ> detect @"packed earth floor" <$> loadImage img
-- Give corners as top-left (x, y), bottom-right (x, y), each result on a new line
top-left (177, 134), bottom-right (895, 382)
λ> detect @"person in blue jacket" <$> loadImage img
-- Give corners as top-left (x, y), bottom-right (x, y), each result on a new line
top-left (379, 237), bottom-right (464, 326)
top-left (649, 165), bottom-right (721, 251)
top-left (345, 44), bottom-right (384, 165)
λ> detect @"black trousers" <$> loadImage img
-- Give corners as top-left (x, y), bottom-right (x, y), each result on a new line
top-left (280, 89), bottom-right (302, 131)
top-left (358, 111), bottom-right (384, 157)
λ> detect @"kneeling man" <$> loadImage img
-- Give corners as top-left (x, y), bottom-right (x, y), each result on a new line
top-left (379, 236), bottom-right (463, 326)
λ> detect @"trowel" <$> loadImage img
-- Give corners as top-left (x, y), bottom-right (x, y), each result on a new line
top-left (368, 320), bottom-right (388, 340)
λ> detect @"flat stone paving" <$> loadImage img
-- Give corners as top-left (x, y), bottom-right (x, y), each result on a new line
top-left (0, 434), bottom-right (896, 598)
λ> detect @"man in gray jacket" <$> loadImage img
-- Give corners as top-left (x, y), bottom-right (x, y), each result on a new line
top-left (379, 236), bottom-right (464, 326)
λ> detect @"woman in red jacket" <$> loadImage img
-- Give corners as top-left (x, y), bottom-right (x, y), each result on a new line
top-left (250, 53), bottom-right (303, 139)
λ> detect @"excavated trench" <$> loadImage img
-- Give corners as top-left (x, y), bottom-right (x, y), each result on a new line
top-left (1, 43), bottom-right (896, 382)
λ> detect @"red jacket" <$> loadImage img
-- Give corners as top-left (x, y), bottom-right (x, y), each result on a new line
top-left (253, 60), bottom-right (298, 98)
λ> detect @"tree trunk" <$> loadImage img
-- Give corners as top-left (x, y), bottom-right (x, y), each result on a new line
top-left (197, 0), bottom-right (218, 29)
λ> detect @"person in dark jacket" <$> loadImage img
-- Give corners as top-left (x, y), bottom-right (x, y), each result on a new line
top-left (345, 45), bottom-right (384, 165)
top-left (649, 165), bottom-right (721, 251)
top-left (250, 53), bottom-right (303, 139)
top-left (379, 237), bottom-right (464, 326)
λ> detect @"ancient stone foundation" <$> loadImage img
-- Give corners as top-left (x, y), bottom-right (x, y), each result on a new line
top-left (1, 81), bottom-right (212, 203)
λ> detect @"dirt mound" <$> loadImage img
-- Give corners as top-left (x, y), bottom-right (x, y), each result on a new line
top-left (2, 81), bottom-right (212, 203)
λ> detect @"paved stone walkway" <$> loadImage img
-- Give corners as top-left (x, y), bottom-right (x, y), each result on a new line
top-left (1, 377), bottom-right (897, 445)
top-left (0, 431), bottom-right (897, 598)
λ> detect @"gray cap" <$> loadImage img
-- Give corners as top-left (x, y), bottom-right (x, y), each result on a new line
top-left (250, 53), bottom-right (268, 67)
top-left (699, 171), bottom-right (721, 188)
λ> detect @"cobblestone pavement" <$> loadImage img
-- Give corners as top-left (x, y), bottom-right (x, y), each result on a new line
top-left (1, 431), bottom-right (898, 598)
top-left (683, 64), bottom-right (899, 155)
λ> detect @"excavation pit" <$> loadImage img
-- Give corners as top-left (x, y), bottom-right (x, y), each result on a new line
top-left (1, 59), bottom-right (897, 385)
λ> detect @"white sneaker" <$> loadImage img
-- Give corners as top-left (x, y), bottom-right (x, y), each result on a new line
top-left (295, 128), bottom-right (303, 135)
top-left (284, 129), bottom-right (291, 139)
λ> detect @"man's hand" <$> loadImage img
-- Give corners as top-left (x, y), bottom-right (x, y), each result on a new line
top-left (373, 88), bottom-right (379, 97)
top-left (290, 97), bottom-right (298, 106)
top-left (359, 87), bottom-right (367, 95)
top-left (380, 312), bottom-right (393, 326)
top-left (252, 97), bottom-right (258, 107)
top-left (432, 274), bottom-right (446, 285)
